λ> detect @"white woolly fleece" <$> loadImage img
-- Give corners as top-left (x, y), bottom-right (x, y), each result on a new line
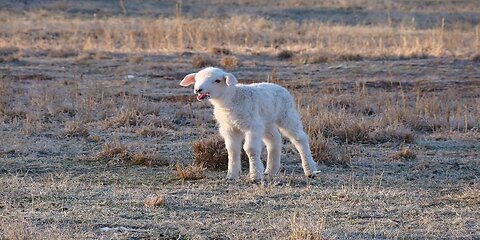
top-left (180, 67), bottom-right (317, 181)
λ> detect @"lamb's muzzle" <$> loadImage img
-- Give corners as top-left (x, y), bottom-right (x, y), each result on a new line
top-left (180, 67), bottom-right (318, 181)
top-left (197, 92), bottom-right (210, 101)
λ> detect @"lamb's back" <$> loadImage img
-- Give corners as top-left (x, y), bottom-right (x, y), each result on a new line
top-left (236, 83), bottom-right (295, 123)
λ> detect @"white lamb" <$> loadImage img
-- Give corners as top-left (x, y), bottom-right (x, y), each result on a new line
top-left (180, 67), bottom-right (317, 181)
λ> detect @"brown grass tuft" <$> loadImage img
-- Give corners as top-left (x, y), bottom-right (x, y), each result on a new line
top-left (192, 136), bottom-right (248, 170)
top-left (0, 216), bottom-right (65, 240)
top-left (442, 189), bottom-right (480, 205)
top-left (472, 54), bottom-right (480, 62)
top-left (16, 74), bottom-right (53, 81)
top-left (192, 54), bottom-right (216, 68)
top-left (290, 213), bottom-right (325, 240)
top-left (137, 126), bottom-right (168, 137)
top-left (0, 76), bottom-right (13, 116)
top-left (0, 47), bottom-right (20, 56)
top-left (102, 110), bottom-right (139, 129)
top-left (390, 147), bottom-right (417, 160)
top-left (297, 53), bottom-right (332, 64)
top-left (129, 54), bottom-right (144, 64)
top-left (87, 135), bottom-right (104, 142)
top-left (47, 49), bottom-right (78, 58)
top-left (192, 136), bottom-right (229, 170)
top-left (131, 152), bottom-right (169, 167)
top-left (370, 125), bottom-right (416, 143)
top-left (277, 50), bottom-right (294, 60)
top-left (211, 47), bottom-right (231, 55)
top-left (290, 228), bottom-right (324, 240)
top-left (144, 194), bottom-right (166, 208)
top-left (0, 47), bottom-right (20, 62)
top-left (95, 142), bottom-right (131, 163)
top-left (310, 137), bottom-right (351, 167)
top-left (94, 141), bottom-right (168, 166)
top-left (60, 121), bottom-right (89, 138)
top-left (337, 53), bottom-right (363, 61)
top-left (220, 56), bottom-right (238, 71)
top-left (174, 162), bottom-right (206, 181)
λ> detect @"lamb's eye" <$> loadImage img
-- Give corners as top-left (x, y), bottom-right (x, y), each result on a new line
top-left (214, 79), bottom-right (221, 83)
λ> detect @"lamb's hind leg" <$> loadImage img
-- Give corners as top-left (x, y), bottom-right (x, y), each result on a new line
top-left (263, 126), bottom-right (282, 176)
top-left (279, 114), bottom-right (317, 177)
top-left (244, 130), bottom-right (265, 182)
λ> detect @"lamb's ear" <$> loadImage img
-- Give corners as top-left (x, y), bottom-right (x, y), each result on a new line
top-left (180, 73), bottom-right (196, 86)
top-left (224, 73), bottom-right (237, 86)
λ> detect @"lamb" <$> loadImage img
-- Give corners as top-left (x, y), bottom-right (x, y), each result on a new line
top-left (180, 67), bottom-right (317, 181)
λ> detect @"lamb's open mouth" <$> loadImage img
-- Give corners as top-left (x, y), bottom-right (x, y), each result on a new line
top-left (197, 93), bottom-right (210, 101)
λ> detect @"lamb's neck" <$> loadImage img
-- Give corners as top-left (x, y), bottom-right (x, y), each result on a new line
top-left (210, 98), bottom-right (234, 111)
top-left (209, 87), bottom-right (237, 111)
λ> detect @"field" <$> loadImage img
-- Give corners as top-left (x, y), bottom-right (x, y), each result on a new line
top-left (0, 0), bottom-right (479, 239)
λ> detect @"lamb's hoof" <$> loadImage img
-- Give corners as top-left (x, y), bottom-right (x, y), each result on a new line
top-left (305, 170), bottom-right (320, 179)
top-left (226, 172), bottom-right (240, 180)
top-left (249, 174), bottom-right (263, 184)
top-left (264, 168), bottom-right (280, 176)
top-left (249, 177), bottom-right (263, 184)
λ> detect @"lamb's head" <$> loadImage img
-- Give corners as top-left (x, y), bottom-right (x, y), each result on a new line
top-left (179, 67), bottom-right (237, 102)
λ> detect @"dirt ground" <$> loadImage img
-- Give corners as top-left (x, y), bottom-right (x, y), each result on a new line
top-left (1, 1), bottom-right (479, 239)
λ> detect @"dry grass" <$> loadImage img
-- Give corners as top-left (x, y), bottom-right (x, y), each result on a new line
top-left (290, 213), bottom-right (325, 240)
top-left (0, 216), bottom-right (64, 240)
top-left (473, 54), bottom-right (480, 62)
top-left (47, 48), bottom-right (78, 58)
top-left (173, 162), bottom-right (206, 181)
top-left (0, 76), bottom-right (13, 116)
top-left (136, 126), bottom-right (168, 137)
top-left (442, 189), bottom-right (480, 205)
top-left (0, 47), bottom-right (20, 62)
top-left (144, 194), bottom-right (166, 208)
top-left (95, 141), bottom-right (132, 163)
top-left (1, 11), bottom-right (476, 59)
top-left (192, 136), bottom-right (248, 170)
top-left (131, 152), bottom-right (169, 167)
top-left (94, 141), bottom-right (168, 166)
top-left (390, 147), bottom-right (417, 160)
top-left (60, 121), bottom-right (89, 138)
top-left (0, 1), bottom-right (479, 239)
top-left (128, 54), bottom-right (144, 64)
top-left (192, 136), bottom-right (229, 170)
top-left (277, 50), bottom-right (295, 60)
top-left (220, 56), bottom-right (238, 71)
top-left (211, 47), bottom-right (232, 55)
top-left (192, 54), bottom-right (217, 68)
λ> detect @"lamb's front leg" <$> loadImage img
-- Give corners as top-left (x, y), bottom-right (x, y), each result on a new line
top-left (220, 127), bottom-right (243, 180)
top-left (244, 130), bottom-right (265, 182)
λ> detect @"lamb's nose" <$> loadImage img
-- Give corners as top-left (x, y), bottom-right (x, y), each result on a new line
top-left (195, 88), bottom-right (203, 94)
